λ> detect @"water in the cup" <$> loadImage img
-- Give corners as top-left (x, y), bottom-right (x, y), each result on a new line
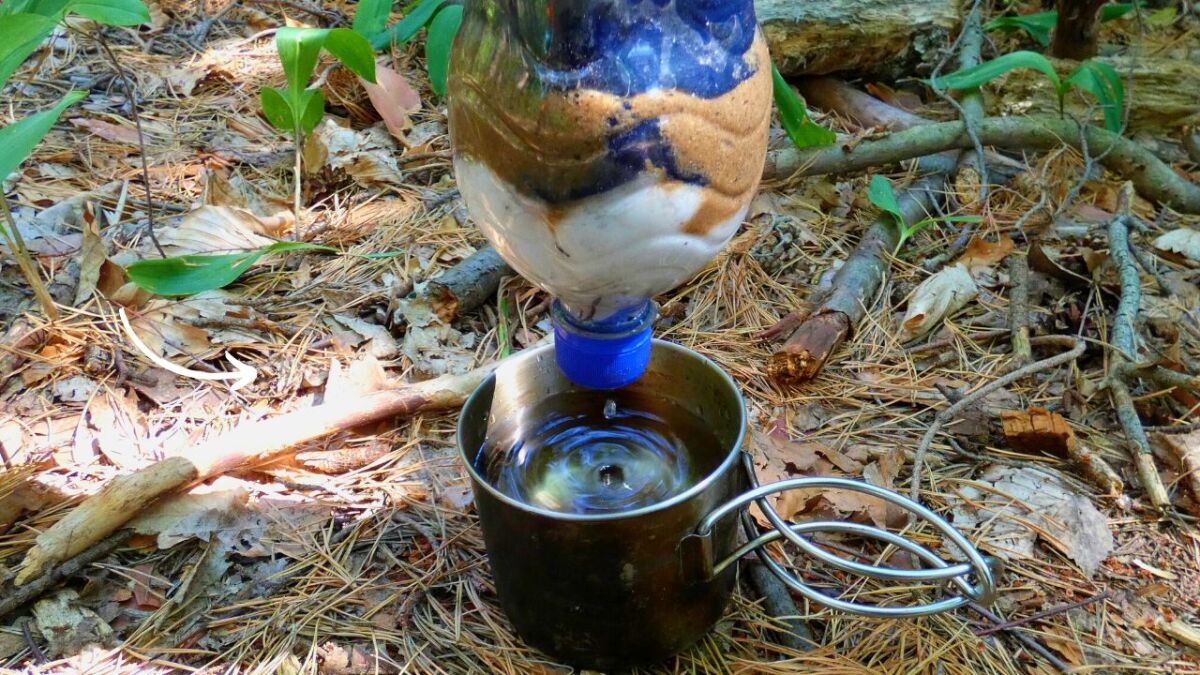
top-left (477, 392), bottom-right (720, 514)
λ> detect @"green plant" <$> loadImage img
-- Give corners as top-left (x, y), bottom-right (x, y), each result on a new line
top-left (868, 175), bottom-right (982, 255)
top-left (984, 1), bottom-right (1141, 47)
top-left (772, 64), bottom-right (836, 149)
top-left (1, 0), bottom-right (149, 82)
top-left (0, 0), bottom-right (149, 317)
top-left (259, 27), bottom-right (376, 217)
top-left (354, 0), bottom-right (461, 97)
top-left (930, 50), bottom-right (1125, 133)
top-left (126, 241), bottom-right (334, 296)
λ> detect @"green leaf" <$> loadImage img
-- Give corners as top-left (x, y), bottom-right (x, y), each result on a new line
top-left (1100, 1), bottom-right (1142, 22)
top-left (0, 90), bottom-right (84, 183)
top-left (931, 50), bottom-right (1061, 93)
top-left (983, 12), bottom-right (1055, 47)
top-left (370, 0), bottom-right (445, 50)
top-left (275, 26), bottom-right (328, 95)
top-left (65, 0), bottom-right (149, 25)
top-left (771, 64), bottom-right (836, 149)
top-left (323, 27), bottom-right (376, 83)
top-left (868, 175), bottom-right (904, 227)
top-left (126, 241), bottom-right (333, 296)
top-left (352, 0), bottom-right (391, 39)
top-left (1067, 60), bottom-right (1125, 133)
top-left (424, 4), bottom-right (461, 97)
top-left (259, 86), bottom-right (294, 131)
top-left (1, 0), bottom-right (70, 17)
top-left (297, 88), bottom-right (326, 136)
top-left (0, 13), bottom-right (58, 86)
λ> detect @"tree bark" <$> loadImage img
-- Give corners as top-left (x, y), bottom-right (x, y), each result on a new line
top-left (1051, 0), bottom-right (1107, 60)
top-left (757, 0), bottom-right (961, 78)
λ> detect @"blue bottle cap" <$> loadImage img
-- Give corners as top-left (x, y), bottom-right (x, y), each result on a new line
top-left (552, 300), bottom-right (656, 390)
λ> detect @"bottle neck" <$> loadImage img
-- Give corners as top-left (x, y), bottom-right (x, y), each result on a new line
top-left (551, 299), bottom-right (656, 390)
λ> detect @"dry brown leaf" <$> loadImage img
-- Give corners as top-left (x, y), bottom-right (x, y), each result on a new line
top-left (128, 480), bottom-right (251, 549)
top-left (1154, 228), bottom-right (1200, 262)
top-left (160, 205), bottom-right (292, 256)
top-left (329, 315), bottom-right (400, 360)
top-left (395, 298), bottom-right (473, 375)
top-left (310, 119), bottom-right (404, 187)
top-left (75, 388), bottom-right (149, 471)
top-left (73, 207), bottom-right (106, 306)
top-left (901, 263), bottom-right (979, 339)
top-left (949, 466), bottom-right (1113, 577)
top-left (955, 234), bottom-right (1015, 277)
top-left (33, 590), bottom-right (115, 657)
top-left (69, 117), bottom-right (140, 145)
top-left (360, 62), bottom-right (421, 143)
top-left (325, 354), bottom-right (392, 400)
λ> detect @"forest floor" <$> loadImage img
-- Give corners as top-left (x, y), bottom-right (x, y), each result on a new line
top-left (2, 1), bottom-right (1200, 673)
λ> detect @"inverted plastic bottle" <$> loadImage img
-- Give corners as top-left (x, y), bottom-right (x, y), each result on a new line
top-left (448, 0), bottom-right (773, 388)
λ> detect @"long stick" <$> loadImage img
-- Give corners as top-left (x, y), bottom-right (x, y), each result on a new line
top-left (13, 348), bottom-right (533, 585)
top-left (764, 116), bottom-right (1200, 214)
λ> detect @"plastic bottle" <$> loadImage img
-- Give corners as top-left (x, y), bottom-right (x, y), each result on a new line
top-left (448, 0), bottom-right (772, 388)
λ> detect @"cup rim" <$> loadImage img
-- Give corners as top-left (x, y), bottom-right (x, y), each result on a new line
top-left (456, 339), bottom-right (747, 522)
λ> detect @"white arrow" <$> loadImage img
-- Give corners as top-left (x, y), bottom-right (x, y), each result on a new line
top-left (118, 307), bottom-right (257, 391)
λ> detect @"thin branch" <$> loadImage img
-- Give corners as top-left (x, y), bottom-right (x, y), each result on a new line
top-left (1106, 196), bottom-right (1172, 510)
top-left (910, 336), bottom-right (1087, 503)
top-left (93, 28), bottom-right (165, 257)
top-left (1009, 253), bottom-right (1033, 368)
top-left (975, 591), bottom-right (1111, 637)
top-left (764, 116), bottom-right (1200, 214)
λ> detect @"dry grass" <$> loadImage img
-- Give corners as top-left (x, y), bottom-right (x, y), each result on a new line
top-left (2, 1), bottom-right (1200, 673)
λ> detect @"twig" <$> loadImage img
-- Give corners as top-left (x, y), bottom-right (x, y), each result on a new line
top-left (1009, 253), bottom-right (1033, 368)
top-left (420, 246), bottom-right (513, 323)
top-left (745, 561), bottom-right (817, 653)
top-left (755, 310), bottom-right (809, 342)
top-left (93, 28), bottom-right (165, 258)
top-left (190, 0), bottom-right (239, 48)
top-left (969, 602), bottom-right (1073, 673)
top-left (910, 337), bottom-right (1086, 502)
top-left (769, 176), bottom-right (945, 385)
top-left (975, 591), bottom-right (1111, 637)
top-left (933, 0), bottom-right (990, 202)
top-left (0, 198), bottom-right (59, 320)
top-left (1145, 421), bottom-right (1200, 434)
top-left (1105, 197), bottom-right (1172, 510)
top-left (12, 338), bottom-right (549, 585)
top-left (764, 116), bottom-right (1200, 214)
top-left (0, 531), bottom-right (132, 621)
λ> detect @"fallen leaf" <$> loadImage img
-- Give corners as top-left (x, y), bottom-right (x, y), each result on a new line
top-left (395, 298), bottom-right (474, 375)
top-left (70, 117), bottom-right (140, 145)
top-left (1154, 228), bottom-right (1200, 263)
top-left (360, 62), bottom-right (421, 143)
top-left (948, 466), bottom-right (1113, 577)
top-left (53, 376), bottom-right (98, 402)
top-left (73, 207), bottom-right (106, 306)
top-left (33, 589), bottom-right (115, 657)
top-left (159, 205), bottom-right (293, 257)
top-left (310, 119), bottom-right (404, 187)
top-left (0, 630), bottom-right (24, 660)
top-left (955, 234), bottom-right (1015, 277)
top-left (75, 388), bottom-right (149, 470)
top-left (902, 263), bottom-right (979, 339)
top-left (128, 481), bottom-right (251, 549)
top-left (329, 315), bottom-right (400, 360)
top-left (325, 354), bottom-right (391, 400)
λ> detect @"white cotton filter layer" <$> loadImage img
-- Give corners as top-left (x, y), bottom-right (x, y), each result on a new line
top-left (456, 158), bottom-right (746, 322)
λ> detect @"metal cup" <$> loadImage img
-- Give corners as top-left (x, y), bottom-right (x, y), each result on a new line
top-left (457, 341), bottom-right (996, 669)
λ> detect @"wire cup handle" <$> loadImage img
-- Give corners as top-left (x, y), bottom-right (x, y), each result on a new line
top-left (681, 453), bottom-right (999, 618)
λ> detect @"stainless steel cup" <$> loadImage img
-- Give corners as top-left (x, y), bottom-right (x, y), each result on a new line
top-left (457, 341), bottom-right (996, 670)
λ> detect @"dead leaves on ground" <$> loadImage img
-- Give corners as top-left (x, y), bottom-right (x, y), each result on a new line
top-left (901, 235), bottom-right (1014, 339)
top-left (949, 466), bottom-right (1114, 577)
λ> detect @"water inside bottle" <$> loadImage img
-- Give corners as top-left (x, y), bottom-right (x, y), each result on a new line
top-left (476, 391), bottom-right (723, 514)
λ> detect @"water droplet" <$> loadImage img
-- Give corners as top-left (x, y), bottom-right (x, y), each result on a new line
top-left (603, 398), bottom-right (617, 419)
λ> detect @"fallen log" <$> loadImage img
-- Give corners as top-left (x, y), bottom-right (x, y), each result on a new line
top-left (758, 0), bottom-right (961, 78)
top-left (994, 56), bottom-right (1200, 133)
top-left (12, 345), bottom-right (542, 585)
top-left (764, 115), bottom-right (1200, 214)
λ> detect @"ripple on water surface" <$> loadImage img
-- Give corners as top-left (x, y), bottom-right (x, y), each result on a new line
top-left (477, 392), bottom-right (722, 515)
